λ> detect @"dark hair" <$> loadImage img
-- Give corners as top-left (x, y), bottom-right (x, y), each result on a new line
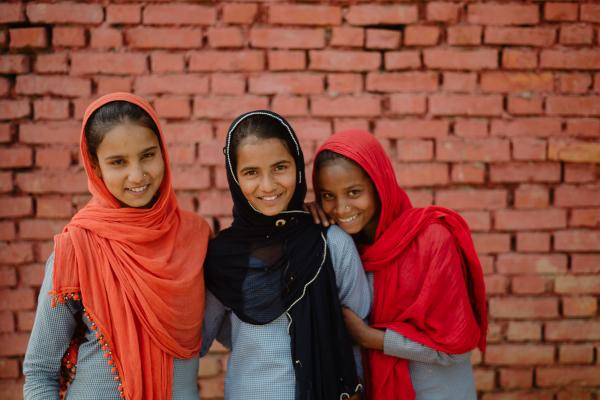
top-left (314, 150), bottom-right (358, 171)
top-left (85, 101), bottom-right (160, 160)
top-left (229, 113), bottom-right (294, 170)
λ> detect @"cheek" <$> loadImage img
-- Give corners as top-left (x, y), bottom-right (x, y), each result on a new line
top-left (237, 178), bottom-right (255, 200)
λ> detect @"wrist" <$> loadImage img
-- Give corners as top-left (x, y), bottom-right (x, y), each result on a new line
top-left (361, 327), bottom-right (384, 351)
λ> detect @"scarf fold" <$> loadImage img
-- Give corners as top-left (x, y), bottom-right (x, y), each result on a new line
top-left (51, 92), bottom-right (210, 400)
top-left (315, 130), bottom-right (487, 400)
top-left (205, 110), bottom-right (360, 399)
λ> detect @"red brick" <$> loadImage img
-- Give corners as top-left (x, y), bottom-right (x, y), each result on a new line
top-left (503, 48), bottom-right (538, 69)
top-left (272, 96), bottom-right (308, 117)
top-left (396, 140), bottom-right (433, 161)
top-left (249, 73), bottom-right (324, 95)
top-left (556, 390), bottom-right (594, 400)
top-left (566, 119), bottom-right (600, 137)
top-left (486, 275), bottom-right (509, 295)
top-left (558, 73), bottom-right (592, 94)
top-left (545, 3), bottom-right (578, 21)
top-left (570, 208), bottom-right (600, 228)
top-left (541, 50), bottom-right (600, 70)
top-left (406, 190), bottom-right (434, 208)
top-left (490, 297), bottom-right (558, 319)
top-left (150, 52), bottom-right (184, 73)
top-left (0, 358), bottom-right (19, 378)
top-left (447, 26), bottom-right (482, 46)
top-left (207, 27), bottom-right (244, 48)
top-left (565, 164), bottom-right (596, 183)
top-left (451, 163), bottom-right (485, 184)
top-left (549, 138), bottom-right (600, 163)
top-left (171, 166), bottom-right (210, 191)
top-left (193, 96), bottom-right (268, 119)
top-left (512, 275), bottom-right (548, 294)
top-left (90, 28), bottom-right (122, 49)
top-left (508, 96), bottom-right (544, 116)
top-left (0, 54), bottom-right (29, 74)
top-left (517, 232), bottom-right (550, 253)
top-left (538, 366), bottom-right (600, 387)
top-left (327, 74), bottom-right (363, 94)
top-left (560, 24), bottom-right (594, 45)
top-left (496, 209), bottom-right (566, 231)
top-left (135, 74), bottom-right (209, 95)
top-left (34, 98), bottom-right (69, 120)
top-left (485, 344), bottom-right (554, 366)
top-left (127, 27), bottom-right (202, 49)
top-left (481, 72), bottom-right (553, 93)
top-left (223, 3), bottom-right (257, 24)
top-left (19, 121), bottom-right (79, 144)
top-left (19, 219), bottom-right (67, 240)
top-left (555, 185), bottom-right (600, 207)
top-left (210, 73), bottom-right (245, 95)
top-left (168, 144), bottom-right (195, 166)
top-left (491, 162), bottom-right (561, 183)
top-left (199, 191), bottom-right (234, 216)
top-left (0, 222), bottom-right (16, 241)
top-left (367, 72), bottom-right (437, 93)
top-left (35, 53), bottom-right (68, 74)
top-left (37, 196), bottom-right (73, 218)
top-left (546, 320), bottom-right (600, 341)
top-left (0, 3), bottom-right (25, 23)
top-left (548, 96), bottom-right (600, 116)
top-left (385, 51), bottom-right (421, 70)
top-left (426, 2), bottom-right (460, 22)
top-left (562, 296), bottom-right (598, 317)
top-left (0, 288), bottom-right (35, 311)
top-left (0, 100), bottom-right (30, 120)
top-left (424, 48), bottom-right (497, 70)
top-left (345, 5), bottom-right (418, 25)
top-left (96, 77), bottom-right (132, 96)
top-left (366, 29), bottom-right (401, 49)
top-left (189, 51), bottom-right (264, 72)
top-left (500, 369), bottom-right (533, 389)
top-left (311, 95), bottom-right (380, 117)
top-left (0, 124), bottom-right (10, 143)
top-left (251, 28), bottom-right (325, 49)
top-left (462, 211), bottom-right (490, 231)
top-left (468, 3), bottom-right (539, 25)
top-left (330, 27), bottom-right (364, 48)
top-left (289, 118), bottom-right (332, 141)
top-left (555, 230), bottom-right (600, 251)
top-left (16, 75), bottom-right (90, 98)
top-left (71, 52), bottom-right (147, 75)
top-left (375, 119), bottom-right (449, 139)
top-left (512, 138), bottom-right (546, 161)
top-left (106, 4), bottom-right (141, 25)
top-left (496, 253), bottom-right (567, 275)
top-left (436, 189), bottom-right (507, 210)
top-left (389, 94), bottom-right (426, 115)
top-left (143, 4), bottom-right (215, 25)
top-left (559, 344), bottom-right (594, 364)
top-left (26, 2), bottom-right (103, 24)
top-left (404, 26), bottom-right (440, 46)
top-left (15, 170), bottom-right (86, 194)
top-left (507, 321), bottom-right (542, 341)
top-left (268, 51), bottom-right (305, 71)
top-left (0, 196), bottom-right (32, 218)
top-left (454, 119), bottom-right (487, 137)
top-left (162, 122), bottom-right (211, 145)
top-left (17, 310), bottom-right (35, 331)
top-left (0, 173), bottom-right (13, 193)
top-left (0, 78), bottom-right (8, 97)
top-left (430, 94), bottom-right (503, 116)
top-left (437, 138), bottom-right (509, 162)
top-left (0, 332), bottom-right (29, 356)
top-left (581, 4), bottom-right (600, 23)
top-left (474, 369), bottom-right (495, 391)
top-left (36, 147), bottom-right (72, 169)
top-left (9, 27), bottom-right (47, 48)
top-left (485, 27), bottom-right (555, 47)
top-left (269, 5), bottom-right (341, 26)
top-left (491, 118), bottom-right (562, 138)
top-left (514, 185), bottom-right (549, 208)
top-left (395, 163), bottom-right (448, 188)
top-left (333, 119), bottom-right (370, 135)
top-left (153, 97), bottom-right (190, 119)
top-left (53, 26), bottom-right (85, 47)
top-left (310, 50), bottom-right (380, 72)
top-left (556, 276), bottom-right (600, 295)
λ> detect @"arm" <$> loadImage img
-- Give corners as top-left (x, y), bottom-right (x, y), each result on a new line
top-left (200, 290), bottom-right (229, 356)
top-left (327, 225), bottom-right (371, 319)
top-left (23, 253), bottom-right (78, 400)
top-left (383, 330), bottom-right (472, 366)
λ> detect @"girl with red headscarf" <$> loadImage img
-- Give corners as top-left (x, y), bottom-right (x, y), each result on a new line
top-left (311, 130), bottom-right (487, 400)
top-left (23, 93), bottom-right (211, 400)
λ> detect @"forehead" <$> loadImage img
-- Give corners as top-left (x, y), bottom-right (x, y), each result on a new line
top-left (317, 158), bottom-right (371, 186)
top-left (97, 123), bottom-right (159, 154)
top-left (235, 136), bottom-right (294, 165)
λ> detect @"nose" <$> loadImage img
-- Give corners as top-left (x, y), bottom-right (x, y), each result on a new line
top-left (128, 162), bottom-right (145, 184)
top-left (258, 173), bottom-right (277, 193)
top-left (334, 198), bottom-right (347, 214)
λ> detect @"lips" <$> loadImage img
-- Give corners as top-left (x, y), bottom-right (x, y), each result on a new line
top-left (126, 184), bottom-right (150, 194)
top-left (337, 214), bottom-right (359, 223)
top-left (258, 193), bottom-right (282, 202)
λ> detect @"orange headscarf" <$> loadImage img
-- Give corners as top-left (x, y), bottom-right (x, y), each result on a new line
top-left (51, 92), bottom-right (210, 400)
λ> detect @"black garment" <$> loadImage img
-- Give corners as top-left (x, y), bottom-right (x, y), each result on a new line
top-left (205, 110), bottom-right (360, 399)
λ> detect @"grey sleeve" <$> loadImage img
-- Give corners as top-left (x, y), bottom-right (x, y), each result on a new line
top-left (383, 330), bottom-right (472, 366)
top-left (200, 290), bottom-right (229, 356)
top-left (23, 253), bottom-right (78, 400)
top-left (327, 225), bottom-right (371, 319)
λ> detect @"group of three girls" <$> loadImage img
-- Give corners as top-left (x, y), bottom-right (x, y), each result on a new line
top-left (23, 92), bottom-right (487, 400)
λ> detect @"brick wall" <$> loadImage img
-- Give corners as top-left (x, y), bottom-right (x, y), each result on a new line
top-left (1, 1), bottom-right (599, 399)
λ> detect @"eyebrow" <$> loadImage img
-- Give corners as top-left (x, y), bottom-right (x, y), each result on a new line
top-left (103, 146), bottom-right (158, 161)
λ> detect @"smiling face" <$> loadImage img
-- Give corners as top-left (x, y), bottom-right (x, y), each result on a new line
top-left (235, 136), bottom-right (296, 216)
top-left (316, 157), bottom-right (379, 242)
top-left (94, 121), bottom-right (165, 208)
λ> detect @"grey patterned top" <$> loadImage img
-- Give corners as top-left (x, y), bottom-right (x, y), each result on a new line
top-left (23, 253), bottom-right (201, 400)
top-left (368, 272), bottom-right (477, 400)
top-left (201, 225), bottom-right (372, 400)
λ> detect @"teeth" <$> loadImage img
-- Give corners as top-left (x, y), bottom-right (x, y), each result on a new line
top-left (261, 194), bottom-right (279, 201)
top-left (128, 185), bottom-right (148, 193)
top-left (338, 214), bottom-right (358, 223)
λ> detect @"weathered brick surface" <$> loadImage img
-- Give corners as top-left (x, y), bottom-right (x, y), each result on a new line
top-left (1, 1), bottom-right (599, 399)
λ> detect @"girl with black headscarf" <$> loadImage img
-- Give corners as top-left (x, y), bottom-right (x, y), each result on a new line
top-left (203, 111), bottom-right (370, 400)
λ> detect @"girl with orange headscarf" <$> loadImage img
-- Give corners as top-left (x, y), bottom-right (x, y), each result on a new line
top-left (23, 93), bottom-right (211, 400)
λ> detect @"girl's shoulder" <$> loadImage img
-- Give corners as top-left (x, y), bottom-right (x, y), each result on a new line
top-left (324, 224), bottom-right (354, 249)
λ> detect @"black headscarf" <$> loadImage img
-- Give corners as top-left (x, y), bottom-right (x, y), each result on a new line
top-left (205, 110), bottom-right (361, 399)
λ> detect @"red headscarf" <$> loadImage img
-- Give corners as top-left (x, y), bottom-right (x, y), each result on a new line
top-left (51, 92), bottom-right (210, 400)
top-left (315, 130), bottom-right (487, 400)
